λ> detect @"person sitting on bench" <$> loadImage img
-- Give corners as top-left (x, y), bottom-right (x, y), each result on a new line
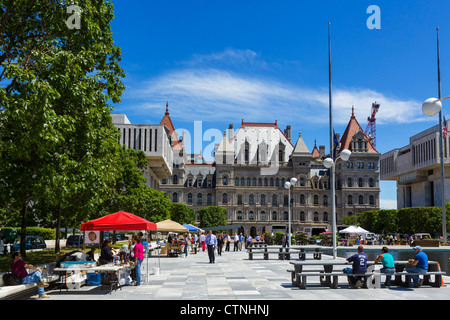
top-left (406, 246), bottom-right (428, 288)
top-left (347, 245), bottom-right (368, 289)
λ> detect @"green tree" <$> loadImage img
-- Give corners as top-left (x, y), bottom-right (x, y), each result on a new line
top-left (198, 206), bottom-right (227, 228)
top-left (171, 203), bottom-right (196, 225)
top-left (0, 0), bottom-right (125, 256)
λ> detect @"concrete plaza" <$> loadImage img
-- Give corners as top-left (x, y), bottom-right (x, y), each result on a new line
top-left (30, 245), bottom-right (450, 301)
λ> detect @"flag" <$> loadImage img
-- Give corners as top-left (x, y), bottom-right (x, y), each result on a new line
top-left (444, 116), bottom-right (448, 139)
top-left (333, 130), bottom-right (339, 160)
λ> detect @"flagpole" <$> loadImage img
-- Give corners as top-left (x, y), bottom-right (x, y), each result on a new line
top-left (328, 23), bottom-right (337, 259)
top-left (437, 27), bottom-right (447, 243)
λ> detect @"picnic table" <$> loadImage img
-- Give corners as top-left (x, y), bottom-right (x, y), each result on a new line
top-left (53, 265), bottom-right (126, 294)
top-left (247, 245), bottom-right (322, 260)
top-left (288, 259), bottom-right (446, 289)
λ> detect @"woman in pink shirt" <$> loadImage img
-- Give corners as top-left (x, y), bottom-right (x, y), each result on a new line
top-left (133, 236), bottom-right (144, 286)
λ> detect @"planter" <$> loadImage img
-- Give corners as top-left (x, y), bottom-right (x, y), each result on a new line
top-left (411, 240), bottom-right (440, 247)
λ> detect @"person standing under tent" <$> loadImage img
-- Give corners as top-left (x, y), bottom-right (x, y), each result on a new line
top-left (133, 235), bottom-right (144, 286)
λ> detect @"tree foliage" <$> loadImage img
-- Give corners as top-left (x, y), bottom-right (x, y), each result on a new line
top-left (198, 206), bottom-right (227, 228)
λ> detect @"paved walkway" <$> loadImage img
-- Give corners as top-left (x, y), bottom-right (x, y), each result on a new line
top-left (30, 246), bottom-right (450, 301)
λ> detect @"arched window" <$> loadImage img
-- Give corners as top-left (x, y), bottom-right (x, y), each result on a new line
top-left (300, 211), bottom-right (305, 221)
top-left (314, 195), bottom-right (319, 205)
top-left (241, 178), bottom-right (245, 186)
top-left (187, 193), bottom-right (192, 204)
top-left (238, 194), bottom-right (243, 205)
top-left (260, 211), bottom-right (266, 220)
top-left (314, 212), bottom-right (319, 221)
top-left (272, 211), bottom-right (278, 220)
top-left (369, 178), bottom-right (375, 187)
top-left (235, 177), bottom-right (239, 186)
top-left (284, 195), bottom-right (289, 206)
top-left (237, 211), bottom-right (243, 220)
top-left (172, 192), bottom-right (178, 203)
top-left (369, 195), bottom-right (375, 205)
top-left (348, 178), bottom-right (353, 187)
top-left (249, 211), bottom-right (255, 221)
top-left (249, 194), bottom-right (255, 205)
top-left (300, 194), bottom-right (306, 205)
top-left (358, 178), bottom-right (363, 188)
top-left (252, 177), bottom-right (256, 186)
top-left (261, 194), bottom-right (266, 205)
top-left (173, 175), bottom-right (178, 185)
top-left (323, 195), bottom-right (328, 206)
top-left (272, 194), bottom-right (278, 206)
top-left (359, 195), bottom-right (364, 205)
top-left (197, 193), bottom-right (203, 205)
top-left (222, 193), bottom-right (228, 204)
top-left (283, 211), bottom-right (288, 220)
top-left (207, 193), bottom-right (212, 205)
top-left (222, 176), bottom-right (228, 185)
top-left (348, 195), bottom-right (353, 205)
top-left (323, 212), bottom-right (328, 221)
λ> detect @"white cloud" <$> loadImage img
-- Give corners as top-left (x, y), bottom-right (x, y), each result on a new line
top-left (123, 49), bottom-right (429, 126)
top-left (380, 199), bottom-right (398, 210)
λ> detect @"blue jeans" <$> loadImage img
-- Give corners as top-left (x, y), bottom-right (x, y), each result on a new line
top-left (22, 271), bottom-right (45, 296)
top-left (135, 258), bottom-right (143, 285)
top-left (380, 267), bottom-right (395, 286)
top-left (406, 267), bottom-right (427, 285)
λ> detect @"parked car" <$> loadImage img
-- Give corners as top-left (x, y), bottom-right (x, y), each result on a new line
top-left (414, 233), bottom-right (432, 240)
top-left (12, 236), bottom-right (47, 252)
top-left (66, 235), bottom-right (84, 248)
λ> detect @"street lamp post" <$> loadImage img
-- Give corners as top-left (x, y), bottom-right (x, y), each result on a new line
top-left (284, 177), bottom-right (298, 247)
top-left (421, 27), bottom-right (449, 244)
top-left (323, 149), bottom-right (352, 259)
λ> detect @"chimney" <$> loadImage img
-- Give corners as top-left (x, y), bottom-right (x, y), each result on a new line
top-left (228, 124), bottom-right (234, 143)
top-left (319, 145), bottom-right (326, 158)
top-left (284, 125), bottom-right (291, 142)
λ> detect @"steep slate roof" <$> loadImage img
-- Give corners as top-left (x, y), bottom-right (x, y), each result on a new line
top-left (339, 107), bottom-right (378, 154)
top-left (160, 102), bottom-right (181, 148)
top-left (292, 132), bottom-right (311, 156)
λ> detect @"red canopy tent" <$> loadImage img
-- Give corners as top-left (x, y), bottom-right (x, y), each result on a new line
top-left (80, 211), bottom-right (157, 231)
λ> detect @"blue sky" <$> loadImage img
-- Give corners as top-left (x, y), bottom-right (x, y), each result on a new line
top-left (109, 0), bottom-right (450, 209)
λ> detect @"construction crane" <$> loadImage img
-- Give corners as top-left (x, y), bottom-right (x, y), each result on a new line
top-left (365, 102), bottom-right (380, 149)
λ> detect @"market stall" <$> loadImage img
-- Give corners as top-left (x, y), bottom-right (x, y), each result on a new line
top-left (78, 211), bottom-right (158, 287)
top-left (156, 220), bottom-right (189, 256)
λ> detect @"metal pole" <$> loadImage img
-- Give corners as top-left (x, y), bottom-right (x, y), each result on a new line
top-left (328, 23), bottom-right (337, 259)
top-left (437, 27), bottom-right (447, 243)
top-left (288, 186), bottom-right (291, 248)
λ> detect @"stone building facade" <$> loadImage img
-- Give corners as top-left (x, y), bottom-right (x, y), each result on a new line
top-left (158, 106), bottom-right (381, 237)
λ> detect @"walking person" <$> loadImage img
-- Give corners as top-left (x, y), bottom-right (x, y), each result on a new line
top-left (225, 233), bottom-right (231, 251)
top-left (206, 230), bottom-right (217, 263)
top-left (133, 235), bottom-right (144, 286)
top-left (239, 233), bottom-right (244, 251)
top-left (233, 233), bottom-right (239, 251)
top-left (217, 233), bottom-right (224, 256)
top-left (374, 246), bottom-right (395, 287)
top-left (200, 232), bottom-right (206, 252)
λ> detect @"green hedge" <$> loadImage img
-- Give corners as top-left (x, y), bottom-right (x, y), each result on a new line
top-left (10, 227), bottom-right (57, 240)
top-left (357, 206), bottom-right (449, 236)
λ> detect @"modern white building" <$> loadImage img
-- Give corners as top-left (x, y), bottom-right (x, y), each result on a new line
top-left (381, 124), bottom-right (450, 208)
top-left (112, 113), bottom-right (173, 190)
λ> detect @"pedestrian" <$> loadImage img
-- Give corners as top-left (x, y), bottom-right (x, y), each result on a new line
top-left (374, 246), bottom-right (395, 287)
top-left (200, 232), bottom-right (206, 251)
top-left (217, 233), bottom-right (224, 256)
top-left (282, 234), bottom-right (286, 248)
top-left (183, 233), bottom-right (190, 257)
top-left (11, 252), bottom-right (49, 298)
top-left (167, 233), bottom-right (173, 256)
top-left (233, 233), bottom-right (239, 251)
top-left (133, 235), bottom-right (144, 286)
top-left (206, 230), bottom-right (217, 263)
top-left (239, 233), bottom-right (244, 251)
top-left (346, 245), bottom-right (368, 288)
top-left (225, 233), bottom-right (231, 251)
top-left (406, 246), bottom-right (428, 288)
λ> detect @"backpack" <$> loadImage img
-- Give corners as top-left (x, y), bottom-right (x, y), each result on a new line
top-left (2, 273), bottom-right (22, 286)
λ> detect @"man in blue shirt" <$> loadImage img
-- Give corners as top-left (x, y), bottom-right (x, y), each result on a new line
top-left (407, 246), bottom-right (428, 288)
top-left (346, 246), bottom-right (368, 288)
top-left (205, 230), bottom-right (217, 263)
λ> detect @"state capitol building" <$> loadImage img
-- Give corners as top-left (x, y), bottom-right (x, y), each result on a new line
top-left (112, 104), bottom-right (380, 238)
